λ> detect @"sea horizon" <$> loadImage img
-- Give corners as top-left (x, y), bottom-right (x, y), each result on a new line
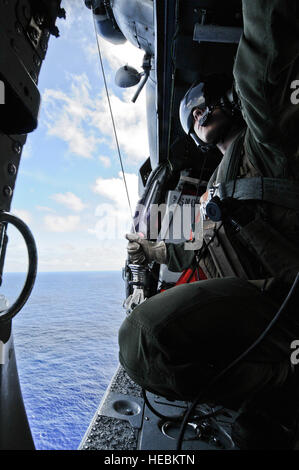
top-left (4, 269), bottom-right (123, 274)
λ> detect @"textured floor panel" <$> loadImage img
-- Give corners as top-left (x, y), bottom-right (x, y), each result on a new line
top-left (80, 415), bottom-right (138, 450)
top-left (109, 365), bottom-right (143, 398)
top-left (79, 365), bottom-right (141, 450)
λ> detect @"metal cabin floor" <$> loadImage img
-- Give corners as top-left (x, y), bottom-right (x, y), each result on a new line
top-left (79, 365), bottom-right (142, 451)
top-left (78, 364), bottom-right (238, 451)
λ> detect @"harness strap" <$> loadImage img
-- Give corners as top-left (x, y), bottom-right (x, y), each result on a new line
top-left (217, 177), bottom-right (299, 210)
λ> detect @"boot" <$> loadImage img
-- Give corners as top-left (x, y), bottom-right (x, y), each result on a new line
top-left (231, 366), bottom-right (299, 449)
top-left (231, 410), bottom-right (298, 449)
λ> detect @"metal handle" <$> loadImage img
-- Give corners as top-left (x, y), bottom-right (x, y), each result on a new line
top-left (0, 212), bottom-right (37, 324)
top-left (131, 71), bottom-right (150, 103)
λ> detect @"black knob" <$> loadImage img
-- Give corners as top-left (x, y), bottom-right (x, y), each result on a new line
top-left (206, 196), bottom-right (223, 221)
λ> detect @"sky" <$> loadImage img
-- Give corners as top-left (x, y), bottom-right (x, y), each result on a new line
top-left (6, 0), bottom-right (149, 272)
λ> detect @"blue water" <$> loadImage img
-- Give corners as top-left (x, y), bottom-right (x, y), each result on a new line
top-left (1, 271), bottom-right (126, 450)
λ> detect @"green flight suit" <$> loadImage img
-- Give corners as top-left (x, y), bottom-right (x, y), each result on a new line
top-left (118, 0), bottom-right (299, 407)
top-left (167, 0), bottom-right (299, 281)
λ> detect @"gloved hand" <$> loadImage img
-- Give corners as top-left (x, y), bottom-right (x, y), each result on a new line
top-left (126, 233), bottom-right (167, 265)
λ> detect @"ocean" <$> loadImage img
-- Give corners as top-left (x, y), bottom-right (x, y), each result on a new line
top-left (2, 271), bottom-right (126, 451)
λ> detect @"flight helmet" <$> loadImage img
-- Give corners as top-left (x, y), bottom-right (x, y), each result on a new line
top-left (179, 74), bottom-right (239, 150)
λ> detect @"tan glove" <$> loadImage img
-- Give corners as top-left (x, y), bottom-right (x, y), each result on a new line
top-left (126, 233), bottom-right (167, 265)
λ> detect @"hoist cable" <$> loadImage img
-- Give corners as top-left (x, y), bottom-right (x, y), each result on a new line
top-left (92, 15), bottom-right (136, 230)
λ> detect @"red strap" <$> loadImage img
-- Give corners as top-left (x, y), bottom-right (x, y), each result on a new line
top-left (175, 266), bottom-right (207, 285)
top-left (160, 266), bottom-right (206, 293)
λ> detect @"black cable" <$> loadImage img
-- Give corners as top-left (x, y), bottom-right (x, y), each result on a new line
top-left (176, 271), bottom-right (299, 450)
top-left (142, 388), bottom-right (184, 422)
top-left (142, 388), bottom-right (224, 427)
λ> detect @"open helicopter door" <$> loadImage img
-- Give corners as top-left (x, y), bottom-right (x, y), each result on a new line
top-left (0, 0), bottom-right (64, 450)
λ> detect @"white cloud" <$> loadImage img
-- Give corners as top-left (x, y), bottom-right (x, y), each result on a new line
top-left (60, 0), bottom-right (145, 76)
top-left (89, 172), bottom-right (139, 240)
top-left (43, 75), bottom-right (102, 159)
top-left (6, 2), bottom-right (148, 273)
top-left (22, 139), bottom-right (32, 159)
top-left (51, 192), bottom-right (86, 212)
top-left (42, 69), bottom-right (148, 164)
top-left (93, 171), bottom-right (139, 209)
top-left (49, 0), bottom-right (149, 164)
top-left (36, 205), bottom-right (56, 213)
top-left (12, 209), bottom-right (32, 225)
top-left (99, 155), bottom-right (111, 168)
top-left (59, 0), bottom-right (88, 31)
top-left (44, 215), bottom-right (80, 232)
top-left (89, 87), bottom-right (149, 164)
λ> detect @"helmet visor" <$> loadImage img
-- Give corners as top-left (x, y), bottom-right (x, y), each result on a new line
top-left (179, 82), bottom-right (206, 135)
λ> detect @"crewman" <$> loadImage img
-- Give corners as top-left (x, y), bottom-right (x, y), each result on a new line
top-left (119, 0), bottom-right (299, 449)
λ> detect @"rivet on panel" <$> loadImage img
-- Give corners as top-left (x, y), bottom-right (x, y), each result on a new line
top-left (3, 186), bottom-right (13, 198)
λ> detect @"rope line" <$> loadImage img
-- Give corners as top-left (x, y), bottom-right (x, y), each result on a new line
top-left (92, 16), bottom-right (136, 231)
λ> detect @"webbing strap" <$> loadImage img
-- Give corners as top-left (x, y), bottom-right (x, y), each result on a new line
top-left (217, 177), bottom-right (299, 210)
